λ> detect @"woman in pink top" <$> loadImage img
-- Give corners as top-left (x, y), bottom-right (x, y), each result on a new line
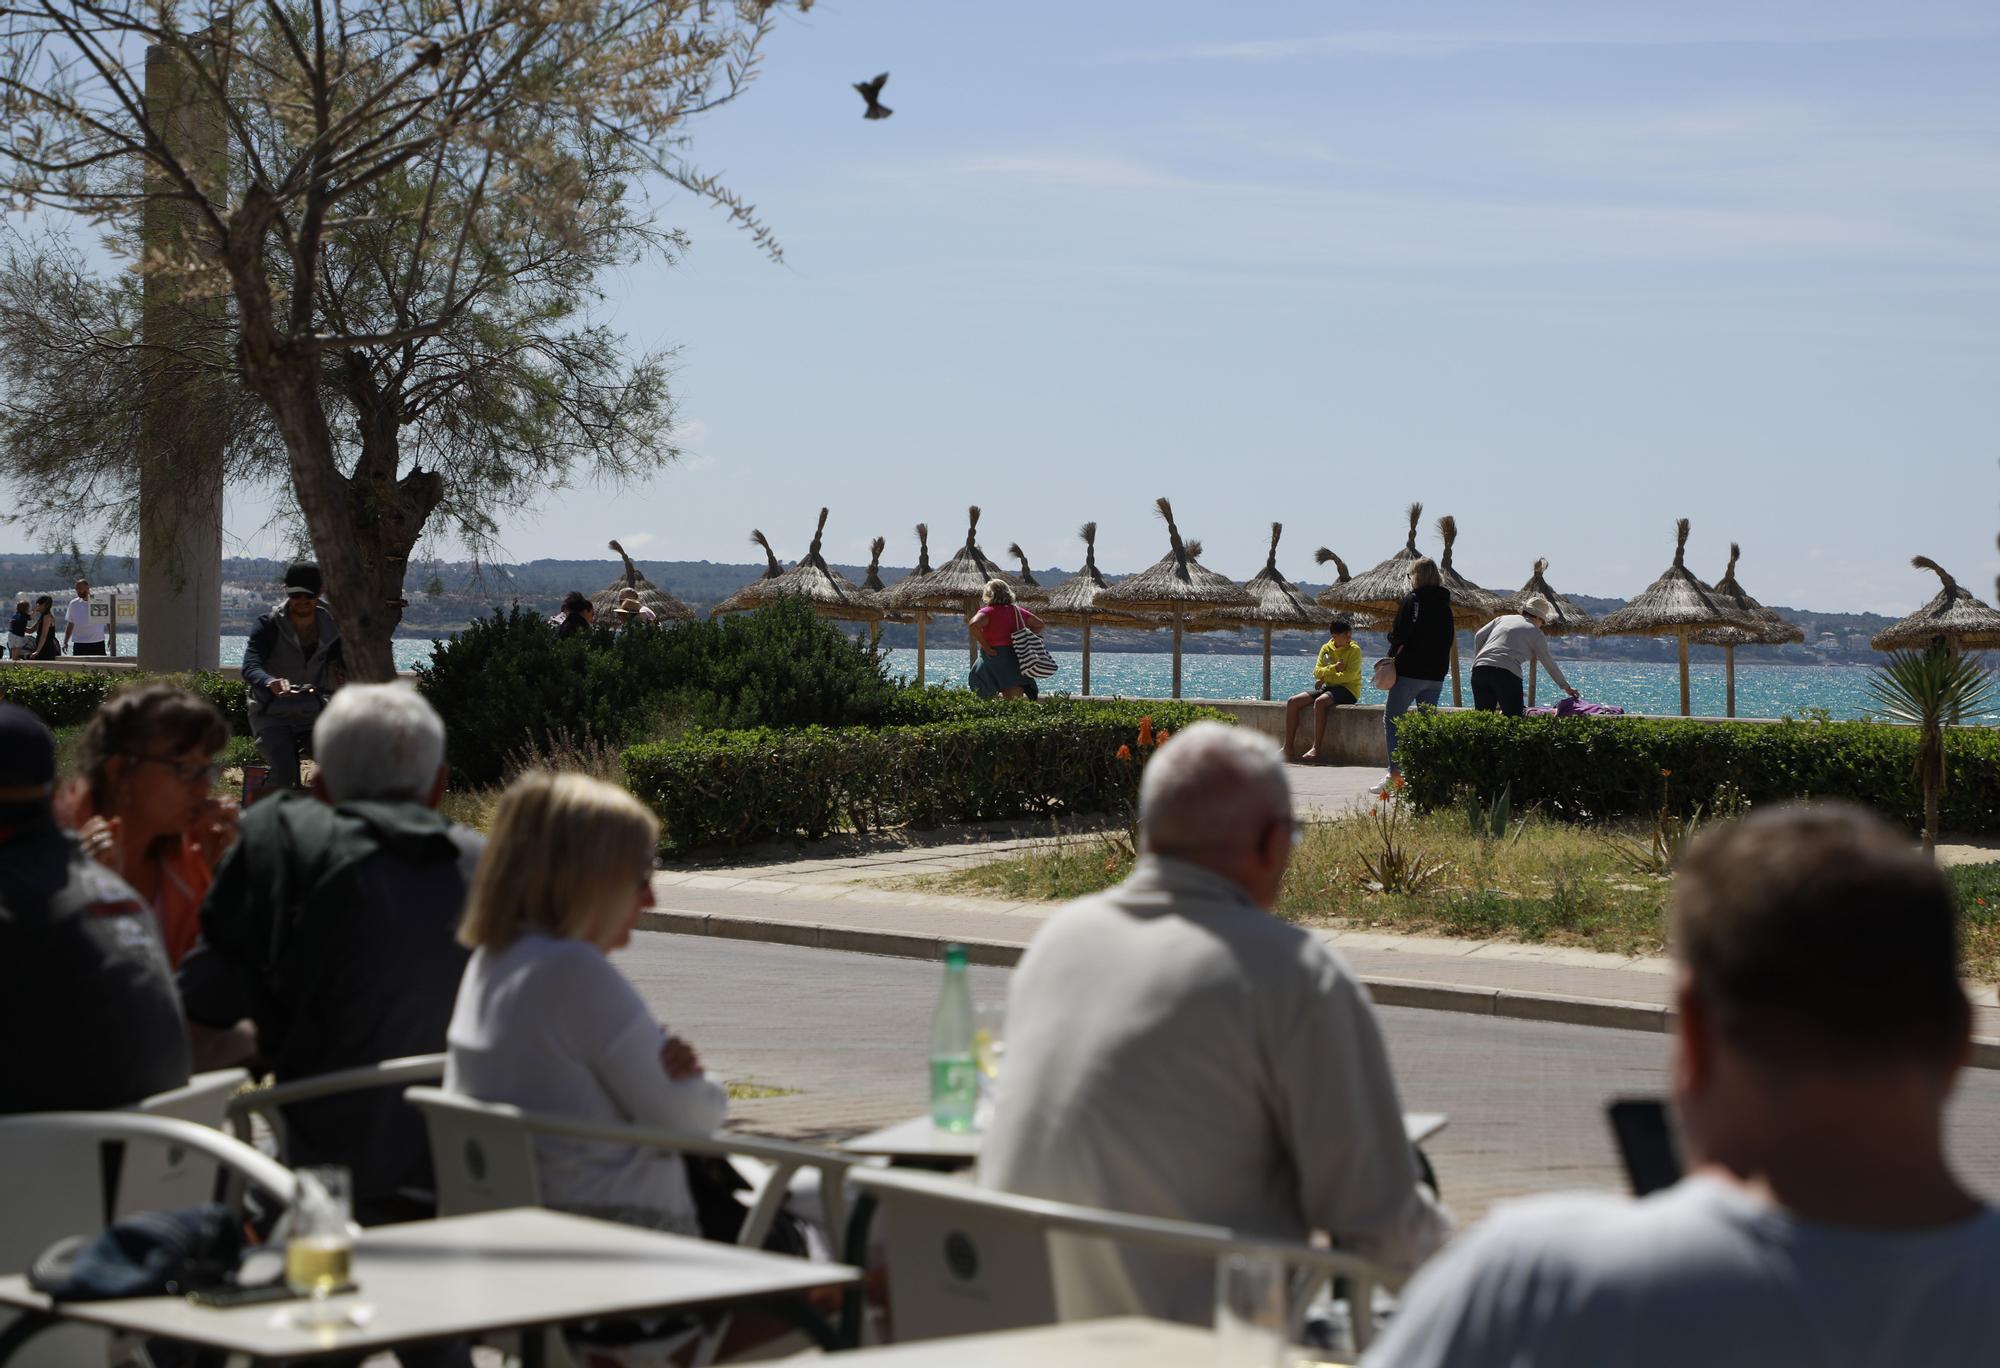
top-left (968, 578), bottom-right (1046, 701)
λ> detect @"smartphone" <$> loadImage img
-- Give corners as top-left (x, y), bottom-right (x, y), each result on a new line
top-left (186, 1281), bottom-right (354, 1308)
top-left (1606, 1097), bottom-right (1683, 1196)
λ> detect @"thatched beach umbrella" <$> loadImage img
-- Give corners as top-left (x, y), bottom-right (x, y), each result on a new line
top-left (1317, 502), bottom-right (1427, 621)
top-left (1512, 558), bottom-right (1594, 707)
top-left (880, 523), bottom-right (939, 684)
top-left (1870, 557), bottom-right (2000, 653)
top-left (1196, 523), bottom-right (1320, 702)
top-left (883, 506), bottom-right (1015, 668)
top-left (1595, 518), bottom-right (1758, 717)
top-left (859, 535), bottom-right (892, 647)
top-left (1435, 515), bottom-right (1511, 707)
top-left (1042, 522), bottom-right (1153, 696)
top-left (709, 529), bottom-right (785, 618)
top-left (594, 540), bottom-right (695, 622)
top-left (1696, 543), bottom-right (1804, 717)
top-left (1095, 497), bottom-right (1254, 699)
top-left (711, 511), bottom-right (880, 627)
top-left (1004, 544), bottom-right (1051, 605)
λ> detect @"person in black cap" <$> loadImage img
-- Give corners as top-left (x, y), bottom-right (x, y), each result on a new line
top-left (0, 703), bottom-right (190, 1112)
top-left (241, 562), bottom-right (344, 794)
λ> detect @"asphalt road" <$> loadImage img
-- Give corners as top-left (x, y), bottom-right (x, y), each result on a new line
top-left (620, 932), bottom-right (2000, 1221)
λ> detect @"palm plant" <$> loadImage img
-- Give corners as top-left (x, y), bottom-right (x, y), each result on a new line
top-left (1868, 646), bottom-right (1998, 853)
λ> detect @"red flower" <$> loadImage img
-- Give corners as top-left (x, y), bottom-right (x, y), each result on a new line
top-left (1137, 717), bottom-right (1155, 747)
top-left (1155, 728), bottom-right (1171, 746)
top-left (1116, 744), bottom-right (1133, 761)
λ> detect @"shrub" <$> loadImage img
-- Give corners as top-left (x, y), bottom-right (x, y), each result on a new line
top-left (0, 668), bottom-right (249, 734)
top-left (624, 699), bottom-right (1227, 853)
top-left (1394, 709), bottom-right (2000, 833)
top-left (415, 598), bottom-right (898, 786)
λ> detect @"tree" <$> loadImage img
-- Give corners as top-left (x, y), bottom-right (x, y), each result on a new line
top-left (1868, 645), bottom-right (1997, 853)
top-left (1, 0), bottom-right (798, 677)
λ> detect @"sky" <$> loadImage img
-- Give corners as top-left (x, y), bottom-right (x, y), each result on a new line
top-left (14, 0), bottom-right (2000, 613)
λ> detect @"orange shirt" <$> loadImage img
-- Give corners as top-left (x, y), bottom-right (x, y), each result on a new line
top-left (57, 787), bottom-right (216, 969)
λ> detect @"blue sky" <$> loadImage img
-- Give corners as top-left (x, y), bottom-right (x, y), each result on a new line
top-left (33, 0), bottom-right (2000, 612)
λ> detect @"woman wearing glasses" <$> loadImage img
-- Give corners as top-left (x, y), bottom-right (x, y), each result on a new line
top-left (60, 683), bottom-right (238, 966)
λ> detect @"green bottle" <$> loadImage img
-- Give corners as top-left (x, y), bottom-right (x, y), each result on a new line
top-left (929, 944), bottom-right (978, 1132)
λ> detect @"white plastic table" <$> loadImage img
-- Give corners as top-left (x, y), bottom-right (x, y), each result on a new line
top-left (0, 1208), bottom-right (855, 1366)
top-left (844, 1112), bottom-right (1449, 1168)
top-left (781, 1315), bottom-right (1234, 1366)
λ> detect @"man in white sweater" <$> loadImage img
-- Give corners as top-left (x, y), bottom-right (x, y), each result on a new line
top-left (981, 722), bottom-right (1452, 1323)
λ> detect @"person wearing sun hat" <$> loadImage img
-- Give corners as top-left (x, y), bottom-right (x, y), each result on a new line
top-left (1470, 594), bottom-right (1579, 717)
top-left (0, 702), bottom-right (190, 1111)
top-left (612, 587), bottom-right (657, 627)
top-left (241, 561), bottom-right (345, 793)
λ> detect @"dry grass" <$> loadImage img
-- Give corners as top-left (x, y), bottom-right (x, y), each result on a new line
top-left (440, 728), bottom-right (630, 833)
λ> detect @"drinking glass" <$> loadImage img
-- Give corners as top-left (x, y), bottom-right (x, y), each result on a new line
top-left (284, 1166), bottom-right (358, 1328)
top-left (972, 1002), bottom-right (1006, 1127)
top-left (1214, 1250), bottom-right (1288, 1368)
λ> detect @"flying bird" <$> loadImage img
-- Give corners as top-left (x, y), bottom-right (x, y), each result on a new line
top-left (854, 72), bottom-right (892, 120)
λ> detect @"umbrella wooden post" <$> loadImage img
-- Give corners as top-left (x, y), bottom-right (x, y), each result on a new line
top-left (1725, 643), bottom-right (1736, 718)
top-left (1528, 659), bottom-right (1538, 708)
top-left (1450, 638), bottom-right (1463, 708)
top-left (1678, 630), bottom-right (1691, 717)
top-left (1171, 615), bottom-right (1184, 700)
top-left (1081, 617), bottom-right (1093, 696)
top-left (1262, 626), bottom-right (1273, 701)
top-left (914, 614), bottom-right (927, 687)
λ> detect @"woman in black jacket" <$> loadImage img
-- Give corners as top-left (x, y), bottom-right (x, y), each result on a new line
top-left (1377, 557), bottom-right (1454, 792)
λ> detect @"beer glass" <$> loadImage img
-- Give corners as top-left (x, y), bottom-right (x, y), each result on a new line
top-left (285, 1166), bottom-right (357, 1327)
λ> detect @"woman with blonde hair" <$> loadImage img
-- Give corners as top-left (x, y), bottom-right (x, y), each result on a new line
top-left (1375, 556), bottom-right (1455, 795)
top-left (446, 771), bottom-right (724, 1235)
top-left (967, 577), bottom-right (1047, 701)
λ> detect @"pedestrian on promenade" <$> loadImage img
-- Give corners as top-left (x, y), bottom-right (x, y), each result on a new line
top-left (180, 683), bottom-right (479, 1225)
top-left (447, 771), bottom-right (725, 1237)
top-left (63, 577), bottom-right (107, 656)
top-left (59, 682), bottom-right (236, 968)
top-left (242, 562), bottom-right (343, 792)
top-left (984, 722), bottom-right (1451, 1324)
top-left (1470, 596), bottom-right (1579, 717)
top-left (968, 577), bottom-right (1047, 701)
top-left (552, 590), bottom-right (595, 639)
top-left (1286, 618), bottom-right (1363, 762)
top-left (7, 599), bottom-right (28, 659)
top-left (1376, 557), bottom-right (1454, 795)
top-left (1364, 804), bottom-right (2000, 1367)
top-left (26, 594), bottom-right (60, 659)
top-left (0, 702), bottom-right (190, 1113)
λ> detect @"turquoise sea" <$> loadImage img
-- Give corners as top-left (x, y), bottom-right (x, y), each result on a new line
top-left (109, 634), bottom-right (1987, 724)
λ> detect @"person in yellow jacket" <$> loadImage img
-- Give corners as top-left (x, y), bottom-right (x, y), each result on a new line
top-left (1285, 619), bottom-right (1363, 762)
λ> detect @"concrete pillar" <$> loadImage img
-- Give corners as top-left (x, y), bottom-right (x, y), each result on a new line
top-left (136, 37), bottom-right (226, 672)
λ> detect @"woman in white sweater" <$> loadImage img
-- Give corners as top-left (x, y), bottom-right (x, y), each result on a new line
top-left (446, 771), bottom-right (726, 1236)
top-left (1470, 596), bottom-right (1580, 718)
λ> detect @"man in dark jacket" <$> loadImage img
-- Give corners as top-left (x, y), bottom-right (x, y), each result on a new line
top-left (1378, 556), bottom-right (1456, 793)
top-left (179, 684), bottom-right (478, 1225)
top-left (0, 704), bottom-right (190, 1112)
top-left (241, 561), bottom-right (343, 793)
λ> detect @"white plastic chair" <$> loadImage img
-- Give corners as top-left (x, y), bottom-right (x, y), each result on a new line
top-left (113, 1068), bottom-right (251, 1219)
top-left (224, 1053), bottom-right (445, 1153)
top-left (0, 1112), bottom-right (296, 1368)
top-left (848, 1165), bottom-right (1385, 1354)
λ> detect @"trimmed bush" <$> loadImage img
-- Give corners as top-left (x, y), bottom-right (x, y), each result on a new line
top-left (1394, 709), bottom-right (2000, 833)
top-left (0, 668), bottom-right (248, 734)
top-left (415, 598), bottom-right (899, 786)
top-left (625, 699), bottom-right (1227, 853)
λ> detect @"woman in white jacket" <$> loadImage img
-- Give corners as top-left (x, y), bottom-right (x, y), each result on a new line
top-left (1470, 596), bottom-right (1580, 718)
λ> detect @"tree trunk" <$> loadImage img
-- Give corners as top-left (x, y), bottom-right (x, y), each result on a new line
top-left (1924, 781), bottom-right (1939, 855)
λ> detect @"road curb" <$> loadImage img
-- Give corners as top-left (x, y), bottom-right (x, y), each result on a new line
top-left (644, 909), bottom-right (2000, 1067)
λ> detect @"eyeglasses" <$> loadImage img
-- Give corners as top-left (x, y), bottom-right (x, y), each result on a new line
top-left (130, 754), bottom-right (223, 786)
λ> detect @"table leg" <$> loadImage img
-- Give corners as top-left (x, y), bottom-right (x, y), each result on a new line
top-left (521, 1325), bottom-right (547, 1368)
top-left (838, 1190), bottom-right (880, 1349)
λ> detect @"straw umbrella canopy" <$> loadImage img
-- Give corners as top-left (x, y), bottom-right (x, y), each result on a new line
top-left (1595, 518), bottom-right (1759, 716)
top-left (1004, 544), bottom-right (1051, 606)
top-left (1317, 502), bottom-right (1427, 620)
top-left (1095, 497), bottom-right (1254, 699)
top-left (1041, 521), bottom-right (1155, 696)
top-left (1694, 543), bottom-right (1804, 717)
top-left (1511, 558), bottom-right (1594, 707)
top-left (708, 528), bottom-right (786, 617)
top-left (879, 523), bottom-right (939, 684)
top-left (1193, 522), bottom-right (1321, 701)
top-left (1434, 515), bottom-right (1511, 707)
top-left (710, 511), bottom-right (880, 627)
top-left (1870, 557), bottom-right (2000, 653)
top-left (857, 536), bottom-right (895, 647)
top-left (593, 540), bottom-right (695, 623)
top-left (882, 506), bottom-right (1015, 669)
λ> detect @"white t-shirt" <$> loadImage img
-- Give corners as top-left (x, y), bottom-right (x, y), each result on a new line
top-left (1362, 1174), bottom-right (2000, 1367)
top-left (67, 596), bottom-right (106, 645)
top-left (445, 932), bottom-right (728, 1234)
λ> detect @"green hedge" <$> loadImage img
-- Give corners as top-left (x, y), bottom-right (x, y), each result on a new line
top-left (625, 699), bottom-right (1227, 853)
top-left (0, 669), bottom-right (249, 734)
top-left (1395, 709), bottom-right (2000, 833)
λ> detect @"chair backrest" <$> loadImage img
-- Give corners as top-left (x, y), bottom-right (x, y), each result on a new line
top-left (404, 1086), bottom-right (546, 1216)
top-left (115, 1068), bottom-right (250, 1218)
top-left (848, 1167), bottom-right (1381, 1351)
top-left (224, 1054), bottom-right (446, 1152)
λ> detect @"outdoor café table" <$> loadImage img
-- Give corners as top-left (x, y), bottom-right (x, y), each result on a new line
top-left (0, 1207), bottom-right (857, 1367)
top-left (780, 1315), bottom-right (1229, 1366)
top-left (842, 1111), bottom-right (1450, 1170)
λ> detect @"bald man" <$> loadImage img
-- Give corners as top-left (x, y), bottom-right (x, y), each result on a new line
top-left (981, 722), bottom-right (1451, 1324)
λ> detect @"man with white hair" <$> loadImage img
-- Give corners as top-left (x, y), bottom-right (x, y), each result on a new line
top-left (982, 721), bottom-right (1452, 1324)
top-left (179, 683), bottom-right (482, 1224)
